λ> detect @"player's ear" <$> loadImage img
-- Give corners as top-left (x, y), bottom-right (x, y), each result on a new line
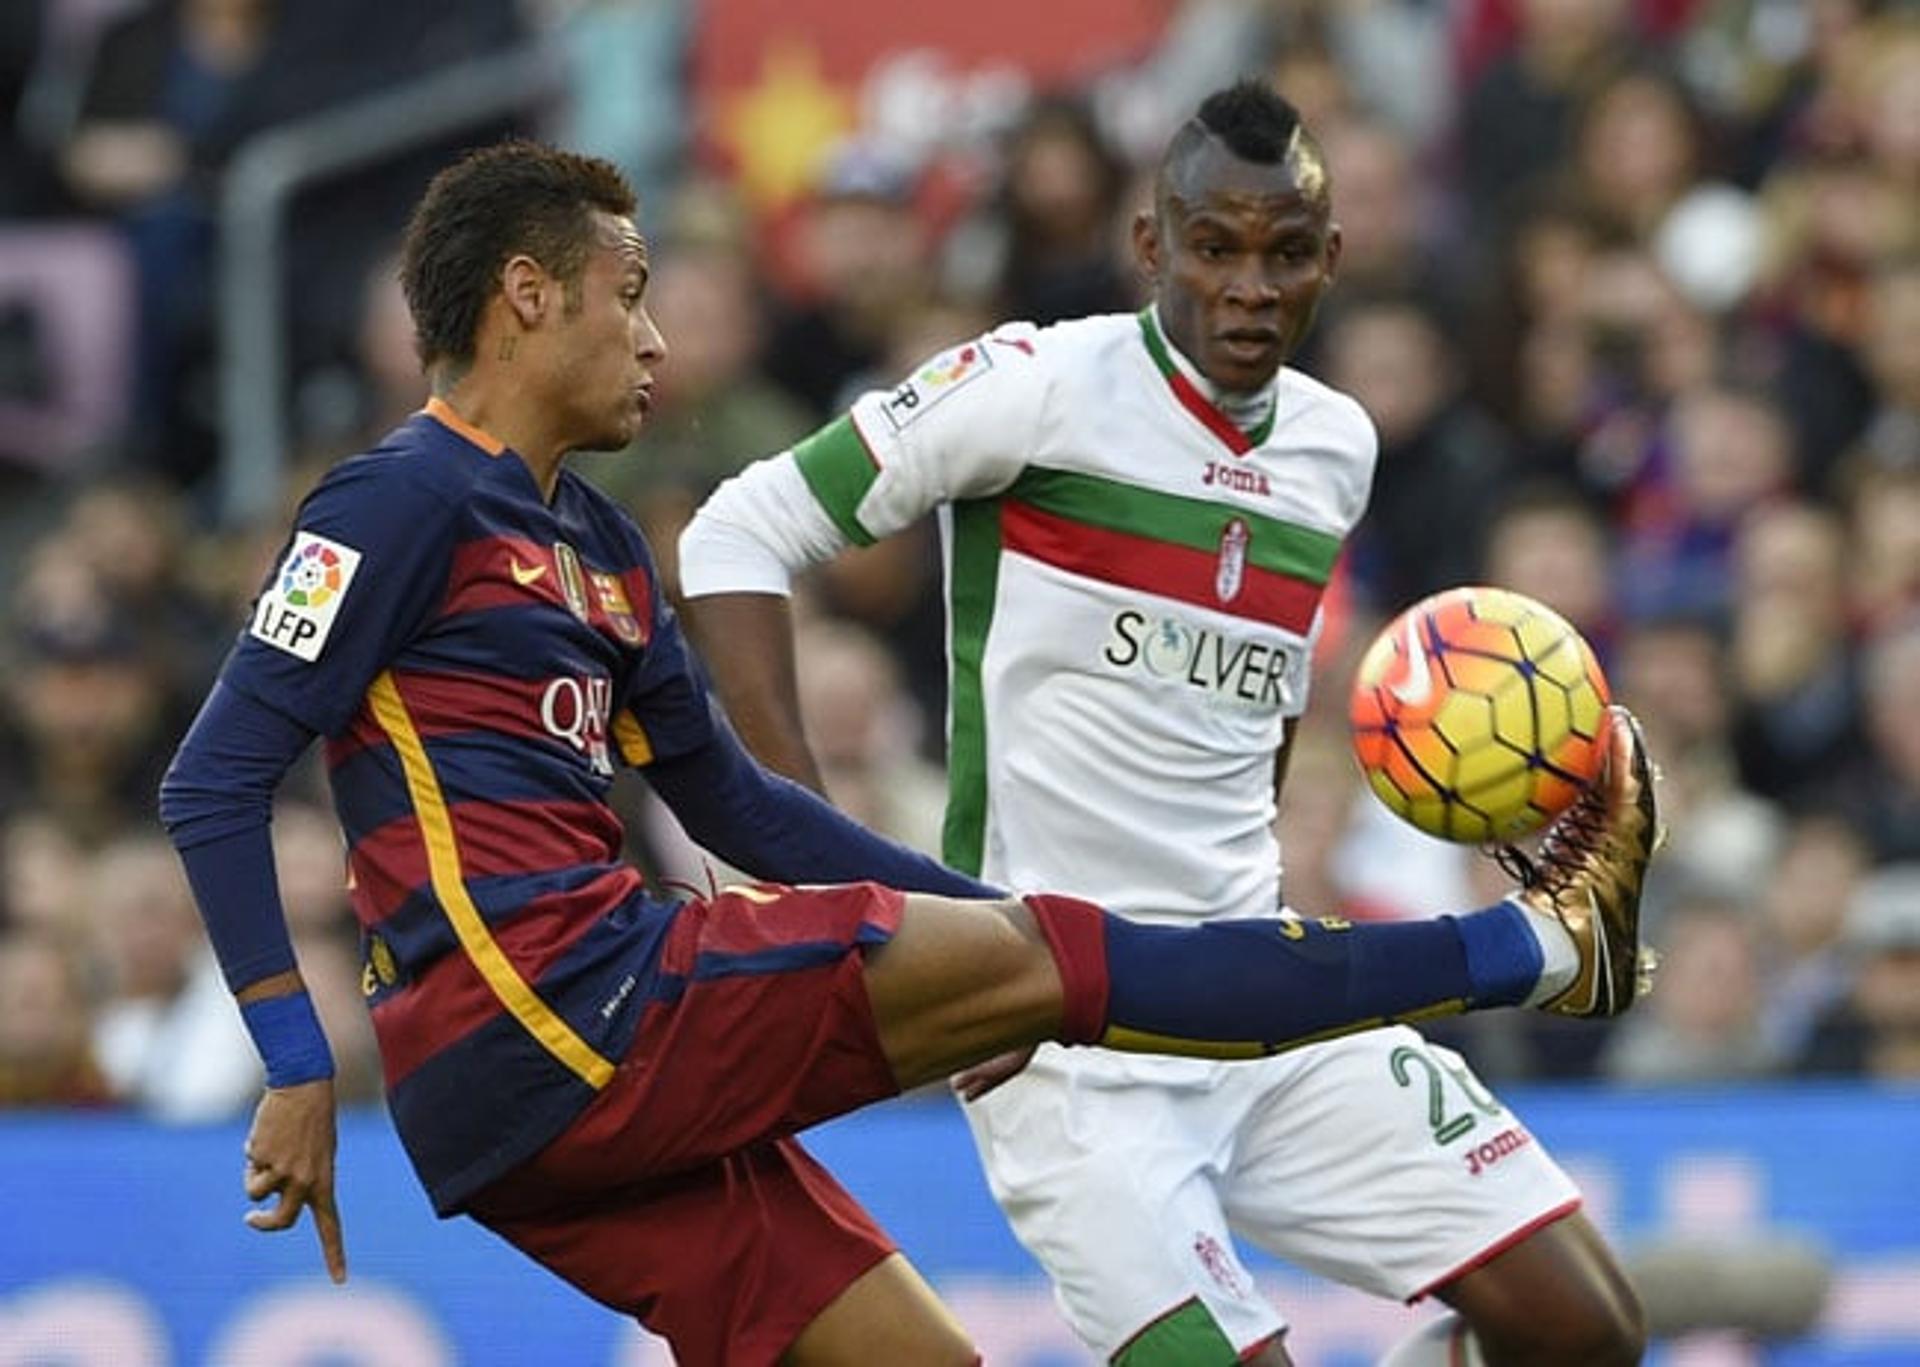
top-left (1132, 209), bottom-right (1162, 284)
top-left (1323, 221), bottom-right (1343, 282)
top-left (500, 254), bottom-right (549, 329)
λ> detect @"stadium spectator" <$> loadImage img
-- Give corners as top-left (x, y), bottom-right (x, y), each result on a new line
top-left (763, 140), bottom-right (932, 420)
top-left (1757, 813), bottom-right (1870, 1064)
top-left (0, 810), bottom-right (85, 935)
top-left (58, 0), bottom-right (278, 483)
top-left (1314, 115), bottom-right (1457, 326)
top-left (1601, 895), bottom-right (1778, 1083)
top-left (3, 536), bottom-right (172, 842)
top-left (86, 831), bottom-right (258, 1119)
top-left (1481, 481), bottom-right (1620, 665)
top-left (1328, 293), bottom-right (1515, 612)
top-left (1455, 0), bottom-right (1634, 248)
top-left (0, 925), bottom-right (113, 1108)
top-left (1842, 462), bottom-right (1920, 631)
top-left (794, 616), bottom-right (946, 857)
top-left (1841, 619), bottom-right (1920, 863)
top-left (1798, 863), bottom-right (1920, 1078)
top-left (983, 97), bottom-right (1135, 325)
top-left (1616, 384), bottom-right (1795, 621)
top-left (1573, 66), bottom-right (1705, 241)
top-left (1728, 500), bottom-right (1867, 806)
top-left (1852, 256), bottom-right (1920, 476)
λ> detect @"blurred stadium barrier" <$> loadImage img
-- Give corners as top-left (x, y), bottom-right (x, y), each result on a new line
top-left (2, 1085), bottom-right (1916, 1365)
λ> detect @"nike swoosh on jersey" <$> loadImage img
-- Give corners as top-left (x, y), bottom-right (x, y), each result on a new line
top-left (1388, 611), bottom-right (1434, 706)
top-left (510, 558), bottom-right (547, 587)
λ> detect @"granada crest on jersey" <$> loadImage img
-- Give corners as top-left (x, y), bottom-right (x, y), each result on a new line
top-left (879, 337), bottom-right (993, 431)
top-left (589, 570), bottom-right (644, 645)
top-left (1216, 517), bottom-right (1249, 604)
top-left (553, 541), bottom-right (591, 622)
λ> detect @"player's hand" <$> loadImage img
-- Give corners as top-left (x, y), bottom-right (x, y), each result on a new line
top-left (242, 1078), bottom-right (347, 1283)
top-left (952, 1046), bottom-right (1036, 1102)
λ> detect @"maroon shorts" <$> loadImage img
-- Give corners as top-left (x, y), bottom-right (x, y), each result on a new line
top-left (468, 881), bottom-right (908, 1366)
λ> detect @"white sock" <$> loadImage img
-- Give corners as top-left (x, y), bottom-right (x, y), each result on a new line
top-left (1508, 895), bottom-right (1579, 1006)
top-left (1378, 1315), bottom-right (1485, 1366)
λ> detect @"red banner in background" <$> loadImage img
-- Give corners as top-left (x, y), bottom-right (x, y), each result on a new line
top-left (693, 0), bottom-right (1170, 214)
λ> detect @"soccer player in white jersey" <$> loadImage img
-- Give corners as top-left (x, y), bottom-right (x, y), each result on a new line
top-left (680, 82), bottom-right (1646, 1367)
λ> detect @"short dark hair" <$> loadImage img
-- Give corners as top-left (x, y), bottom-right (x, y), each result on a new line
top-left (1193, 80), bottom-right (1303, 164)
top-left (400, 140), bottom-right (637, 370)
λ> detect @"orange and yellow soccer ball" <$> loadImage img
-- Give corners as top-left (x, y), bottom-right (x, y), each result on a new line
top-left (1349, 586), bottom-right (1611, 844)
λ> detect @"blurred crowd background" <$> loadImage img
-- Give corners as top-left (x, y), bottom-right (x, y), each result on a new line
top-left (0, 0), bottom-right (1917, 1122)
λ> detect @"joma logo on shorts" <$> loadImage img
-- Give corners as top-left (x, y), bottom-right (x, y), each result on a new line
top-left (1464, 1125), bottom-right (1534, 1177)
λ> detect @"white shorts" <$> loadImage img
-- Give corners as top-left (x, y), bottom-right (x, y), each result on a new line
top-left (962, 1026), bottom-right (1581, 1361)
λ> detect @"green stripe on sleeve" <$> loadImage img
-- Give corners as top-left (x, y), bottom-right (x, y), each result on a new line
top-left (791, 416), bottom-right (880, 547)
top-left (941, 499), bottom-right (1002, 875)
top-left (1111, 1298), bottom-right (1239, 1366)
top-left (1010, 467), bottom-right (1341, 584)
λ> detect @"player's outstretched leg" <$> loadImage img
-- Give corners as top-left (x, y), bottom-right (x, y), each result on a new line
top-left (865, 707), bottom-right (1659, 1089)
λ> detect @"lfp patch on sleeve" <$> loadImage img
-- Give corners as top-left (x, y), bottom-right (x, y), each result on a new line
top-left (878, 337), bottom-right (993, 431)
top-left (249, 531), bottom-right (364, 662)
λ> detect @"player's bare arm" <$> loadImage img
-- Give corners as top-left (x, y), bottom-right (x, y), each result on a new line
top-left (680, 590), bottom-right (826, 792)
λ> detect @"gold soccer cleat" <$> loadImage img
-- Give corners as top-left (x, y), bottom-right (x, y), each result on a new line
top-left (1503, 705), bottom-right (1662, 1018)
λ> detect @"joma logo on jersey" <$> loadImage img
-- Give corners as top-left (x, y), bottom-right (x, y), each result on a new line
top-left (541, 674), bottom-right (614, 776)
top-left (1102, 610), bottom-right (1297, 709)
top-left (1201, 462), bottom-right (1271, 496)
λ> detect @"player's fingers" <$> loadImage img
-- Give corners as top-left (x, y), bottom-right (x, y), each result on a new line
top-left (312, 1191), bottom-right (348, 1284)
top-left (244, 1161), bottom-right (280, 1203)
top-left (244, 1188), bottom-right (302, 1233)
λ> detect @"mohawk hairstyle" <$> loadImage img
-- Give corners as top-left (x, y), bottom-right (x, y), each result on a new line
top-left (1193, 80), bottom-right (1303, 164)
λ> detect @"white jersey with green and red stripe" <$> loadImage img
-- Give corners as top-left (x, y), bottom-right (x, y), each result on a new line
top-left (780, 310), bottom-right (1372, 922)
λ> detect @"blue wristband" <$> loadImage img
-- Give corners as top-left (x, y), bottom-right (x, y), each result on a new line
top-left (239, 991), bottom-right (336, 1088)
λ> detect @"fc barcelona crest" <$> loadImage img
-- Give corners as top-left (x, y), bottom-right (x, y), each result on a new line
top-left (553, 542), bottom-right (592, 622)
top-left (590, 570), bottom-right (646, 646)
top-left (1216, 517), bottom-right (1249, 604)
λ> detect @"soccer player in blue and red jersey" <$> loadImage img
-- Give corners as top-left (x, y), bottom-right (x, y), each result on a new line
top-left (161, 142), bottom-right (1660, 1366)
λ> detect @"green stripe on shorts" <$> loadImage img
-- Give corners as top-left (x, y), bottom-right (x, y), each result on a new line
top-left (1111, 1298), bottom-right (1239, 1366)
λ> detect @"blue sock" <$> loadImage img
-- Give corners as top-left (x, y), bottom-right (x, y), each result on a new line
top-left (1027, 895), bottom-right (1540, 1056)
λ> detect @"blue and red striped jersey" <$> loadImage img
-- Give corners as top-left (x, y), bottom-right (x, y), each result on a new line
top-left (224, 400), bottom-right (715, 1211)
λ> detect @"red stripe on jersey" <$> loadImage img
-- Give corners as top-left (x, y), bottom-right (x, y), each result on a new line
top-left (1001, 499), bottom-right (1323, 633)
top-left (390, 669), bottom-right (554, 743)
top-left (441, 535), bottom-right (566, 618)
top-left (370, 944), bottom-right (493, 1089)
top-left (348, 798), bottom-right (625, 922)
top-left (327, 708), bottom-right (390, 765)
top-left (327, 668), bottom-right (557, 766)
top-left (371, 865), bottom-right (643, 1086)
